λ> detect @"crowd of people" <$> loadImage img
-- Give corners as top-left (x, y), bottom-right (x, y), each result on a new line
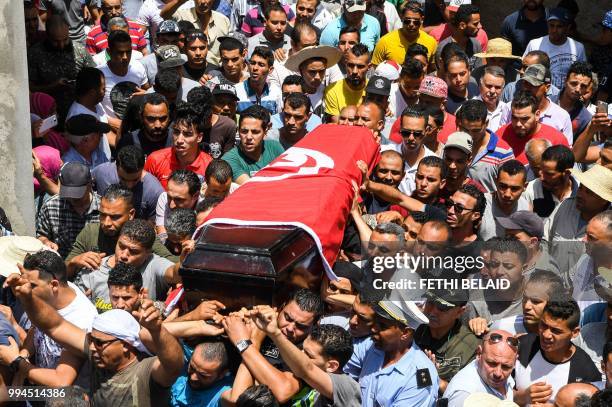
top-left (5, 0), bottom-right (612, 405)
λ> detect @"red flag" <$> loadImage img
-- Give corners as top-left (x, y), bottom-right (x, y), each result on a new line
top-left (204, 125), bottom-right (380, 278)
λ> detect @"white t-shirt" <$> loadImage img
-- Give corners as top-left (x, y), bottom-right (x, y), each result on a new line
top-left (380, 143), bottom-right (437, 196)
top-left (98, 61), bottom-right (149, 119)
top-left (66, 102), bottom-right (109, 123)
top-left (490, 314), bottom-right (528, 335)
top-left (93, 49), bottom-right (143, 67)
top-left (388, 83), bottom-right (410, 118)
top-left (523, 36), bottom-right (587, 89)
top-left (136, 0), bottom-right (165, 35)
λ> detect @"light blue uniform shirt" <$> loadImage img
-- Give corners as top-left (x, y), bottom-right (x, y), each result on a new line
top-left (345, 338), bottom-right (439, 407)
top-left (320, 14), bottom-right (381, 52)
top-left (443, 359), bottom-right (514, 407)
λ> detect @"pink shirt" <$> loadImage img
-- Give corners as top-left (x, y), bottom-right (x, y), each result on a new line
top-left (429, 24), bottom-right (488, 51)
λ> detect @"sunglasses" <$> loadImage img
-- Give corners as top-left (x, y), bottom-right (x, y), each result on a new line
top-left (400, 129), bottom-right (425, 139)
top-left (88, 334), bottom-right (120, 350)
top-left (402, 18), bottom-right (421, 26)
top-left (485, 333), bottom-right (519, 350)
top-left (186, 32), bottom-right (207, 43)
top-left (445, 199), bottom-right (475, 214)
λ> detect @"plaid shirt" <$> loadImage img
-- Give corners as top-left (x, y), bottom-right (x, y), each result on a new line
top-left (36, 194), bottom-right (101, 258)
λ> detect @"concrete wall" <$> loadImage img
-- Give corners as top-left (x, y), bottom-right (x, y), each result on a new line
top-left (0, 2), bottom-right (36, 235)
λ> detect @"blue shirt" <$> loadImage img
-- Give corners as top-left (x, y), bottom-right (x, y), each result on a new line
top-left (62, 146), bottom-right (110, 170)
top-left (320, 14), bottom-right (381, 52)
top-left (170, 342), bottom-right (233, 407)
top-left (443, 359), bottom-right (514, 407)
top-left (346, 338), bottom-right (439, 407)
top-left (271, 112), bottom-right (322, 131)
top-left (500, 7), bottom-right (550, 55)
top-left (236, 80), bottom-right (283, 115)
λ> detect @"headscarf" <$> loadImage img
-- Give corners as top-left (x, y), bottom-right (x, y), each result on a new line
top-left (32, 145), bottom-right (62, 193)
top-left (89, 309), bottom-right (151, 355)
top-left (29, 92), bottom-right (70, 154)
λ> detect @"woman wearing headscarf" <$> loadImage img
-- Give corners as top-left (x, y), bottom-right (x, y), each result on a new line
top-left (30, 92), bottom-right (70, 154)
top-left (32, 145), bottom-right (62, 218)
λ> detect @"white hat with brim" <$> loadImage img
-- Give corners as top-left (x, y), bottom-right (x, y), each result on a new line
top-left (0, 236), bottom-right (45, 278)
top-left (571, 165), bottom-right (612, 203)
top-left (464, 393), bottom-right (518, 407)
top-left (284, 46), bottom-right (343, 73)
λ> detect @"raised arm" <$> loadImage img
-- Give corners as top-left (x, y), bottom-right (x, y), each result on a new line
top-left (160, 0), bottom-right (188, 20)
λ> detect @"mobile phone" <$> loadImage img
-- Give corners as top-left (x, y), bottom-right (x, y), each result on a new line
top-left (39, 114), bottom-right (58, 133)
top-left (597, 101), bottom-right (609, 115)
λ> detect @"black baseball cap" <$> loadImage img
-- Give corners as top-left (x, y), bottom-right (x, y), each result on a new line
top-left (157, 20), bottom-right (180, 35)
top-left (366, 76), bottom-right (391, 97)
top-left (65, 114), bottom-right (111, 136)
top-left (497, 210), bottom-right (544, 239)
top-left (59, 162), bottom-right (92, 199)
top-left (423, 288), bottom-right (468, 311)
top-left (212, 83), bottom-right (239, 100)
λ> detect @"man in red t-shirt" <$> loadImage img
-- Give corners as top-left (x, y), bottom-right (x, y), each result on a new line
top-left (145, 103), bottom-right (213, 189)
top-left (498, 92), bottom-right (568, 165)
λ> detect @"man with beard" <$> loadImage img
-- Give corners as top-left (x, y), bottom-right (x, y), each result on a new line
top-left (435, 4), bottom-right (483, 70)
top-left (86, 0), bottom-right (148, 55)
top-left (271, 76), bottom-right (322, 131)
top-left (291, 0), bottom-right (335, 31)
top-left (236, 46), bottom-right (283, 115)
top-left (67, 184), bottom-right (173, 278)
top-left (344, 294), bottom-right (438, 406)
top-left (324, 44), bottom-right (371, 122)
top-left (555, 62), bottom-right (593, 141)
top-left (389, 60), bottom-right (425, 118)
top-left (117, 93), bottom-right (172, 156)
top-left (247, 5), bottom-right (292, 58)
top-left (267, 93), bottom-right (311, 149)
top-left (501, 0), bottom-right (550, 55)
top-left (361, 150), bottom-right (405, 214)
top-left (320, 0), bottom-right (381, 52)
top-left (211, 82), bottom-right (239, 122)
top-left (525, 145), bottom-right (578, 221)
top-left (337, 26), bottom-right (360, 75)
top-left (162, 0), bottom-right (230, 66)
top-left (478, 160), bottom-right (529, 241)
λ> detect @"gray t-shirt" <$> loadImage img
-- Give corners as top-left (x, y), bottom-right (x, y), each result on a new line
top-left (478, 193), bottom-right (529, 241)
top-left (40, 0), bottom-right (92, 43)
top-left (76, 254), bottom-right (174, 312)
top-left (311, 373), bottom-right (361, 407)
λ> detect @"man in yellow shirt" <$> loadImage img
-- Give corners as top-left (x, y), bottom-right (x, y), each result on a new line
top-left (371, 1), bottom-right (437, 67)
top-left (323, 43), bottom-right (371, 122)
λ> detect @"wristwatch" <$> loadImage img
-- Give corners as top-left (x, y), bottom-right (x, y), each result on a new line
top-left (10, 356), bottom-right (26, 373)
top-left (236, 339), bottom-right (252, 354)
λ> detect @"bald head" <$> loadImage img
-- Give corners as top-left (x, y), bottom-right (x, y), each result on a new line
top-left (555, 382), bottom-right (598, 407)
top-left (476, 330), bottom-right (518, 394)
top-left (338, 105), bottom-right (358, 125)
top-left (525, 138), bottom-right (551, 163)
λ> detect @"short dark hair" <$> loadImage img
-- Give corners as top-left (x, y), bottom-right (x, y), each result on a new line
top-left (169, 169), bottom-right (202, 196)
top-left (401, 1), bottom-right (425, 16)
top-left (408, 210), bottom-right (429, 224)
top-left (591, 388), bottom-right (612, 407)
top-left (250, 46), bottom-right (275, 68)
top-left (543, 300), bottom-right (580, 330)
top-left (108, 262), bottom-right (143, 290)
top-left (195, 196), bottom-right (224, 213)
top-left (357, 282), bottom-right (387, 306)
top-left (453, 4), bottom-right (480, 26)
top-left (173, 101), bottom-right (202, 131)
top-left (309, 324), bottom-right (353, 368)
top-left (348, 43), bottom-right (370, 61)
top-left (525, 50), bottom-right (551, 70)
top-left (541, 145), bottom-right (575, 172)
top-left (23, 251), bottom-right (67, 283)
top-left (405, 43), bottom-right (429, 63)
top-left (108, 29), bottom-right (132, 49)
top-left (282, 75), bottom-right (305, 89)
top-left (566, 61), bottom-right (593, 81)
top-left (289, 288), bottom-right (324, 319)
top-left (511, 91), bottom-right (539, 113)
top-left (418, 155), bottom-right (448, 179)
top-left (526, 269), bottom-right (566, 302)
top-left (140, 92), bottom-right (170, 117)
top-left (339, 25), bottom-right (360, 41)
top-left (498, 159), bottom-right (527, 181)
top-left (205, 159), bottom-right (233, 185)
top-left (236, 385), bottom-right (278, 407)
top-left (400, 59), bottom-right (425, 79)
top-left (120, 219), bottom-right (156, 250)
top-left (239, 104), bottom-right (271, 129)
top-left (490, 238), bottom-right (528, 264)
top-left (186, 86), bottom-right (214, 125)
top-left (177, 20), bottom-right (195, 34)
top-left (443, 52), bottom-right (470, 72)
top-left (425, 104), bottom-right (445, 127)
top-left (456, 99), bottom-right (488, 124)
top-left (165, 207), bottom-right (196, 237)
top-left (116, 145), bottom-right (145, 173)
top-left (285, 92), bottom-right (311, 113)
top-left (75, 67), bottom-right (104, 98)
top-left (401, 104), bottom-right (429, 124)
top-left (220, 37), bottom-right (245, 54)
top-left (458, 184), bottom-right (486, 216)
top-left (263, 3), bottom-right (287, 20)
top-left (103, 183), bottom-right (134, 207)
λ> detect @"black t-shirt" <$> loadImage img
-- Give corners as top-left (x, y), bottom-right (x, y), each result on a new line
top-left (182, 62), bottom-right (220, 83)
top-left (116, 129), bottom-right (170, 158)
top-left (201, 115), bottom-right (237, 159)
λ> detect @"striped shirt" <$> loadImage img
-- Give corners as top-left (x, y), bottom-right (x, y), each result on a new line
top-left (468, 131), bottom-right (515, 193)
top-left (240, 5), bottom-right (295, 37)
top-left (86, 19), bottom-right (147, 55)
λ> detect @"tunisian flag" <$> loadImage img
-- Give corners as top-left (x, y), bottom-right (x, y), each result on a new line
top-left (205, 125), bottom-right (380, 278)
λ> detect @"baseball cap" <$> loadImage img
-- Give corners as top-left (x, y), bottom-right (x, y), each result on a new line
top-left (547, 7), bottom-right (573, 24)
top-left (212, 82), bottom-right (239, 101)
top-left (156, 45), bottom-right (186, 69)
top-left (65, 114), bottom-right (111, 136)
top-left (365, 76), bottom-right (391, 97)
top-left (374, 60), bottom-right (401, 81)
top-left (601, 10), bottom-right (612, 29)
top-left (419, 76), bottom-right (448, 99)
top-left (218, 32), bottom-right (248, 49)
top-left (59, 162), bottom-right (92, 199)
top-left (520, 64), bottom-right (550, 87)
top-left (374, 298), bottom-right (429, 330)
top-left (344, 0), bottom-right (366, 13)
top-left (446, 0), bottom-right (471, 12)
top-left (157, 20), bottom-right (180, 35)
top-left (444, 131), bottom-right (473, 155)
top-left (423, 288), bottom-right (468, 310)
top-left (497, 210), bottom-right (544, 239)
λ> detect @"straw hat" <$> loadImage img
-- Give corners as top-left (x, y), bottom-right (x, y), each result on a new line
top-left (463, 393), bottom-right (518, 407)
top-left (571, 164), bottom-right (612, 202)
top-left (474, 38), bottom-right (521, 60)
top-left (284, 46), bottom-right (342, 72)
top-left (0, 236), bottom-right (45, 278)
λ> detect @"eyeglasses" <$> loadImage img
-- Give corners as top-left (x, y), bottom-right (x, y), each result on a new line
top-left (402, 18), bottom-right (421, 26)
top-left (88, 334), bottom-right (121, 350)
top-left (485, 333), bottom-right (519, 350)
top-left (400, 129), bottom-right (425, 138)
top-left (445, 199), bottom-right (475, 214)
